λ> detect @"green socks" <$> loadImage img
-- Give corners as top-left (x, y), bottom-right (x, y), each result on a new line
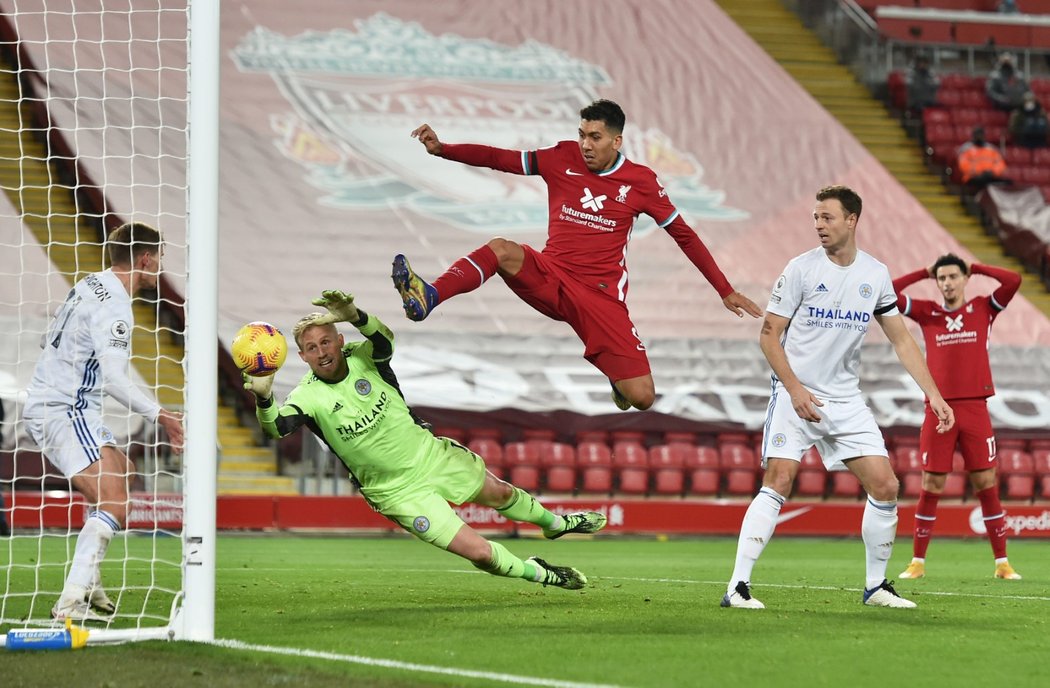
top-left (472, 540), bottom-right (539, 581)
top-left (495, 487), bottom-right (560, 530)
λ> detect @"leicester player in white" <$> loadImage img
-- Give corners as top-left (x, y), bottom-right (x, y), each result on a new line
top-left (720, 186), bottom-right (954, 610)
top-left (23, 222), bottom-right (185, 622)
top-left (244, 290), bottom-right (606, 592)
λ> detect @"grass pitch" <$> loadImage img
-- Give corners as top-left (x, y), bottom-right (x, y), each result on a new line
top-left (3, 534), bottom-right (1048, 687)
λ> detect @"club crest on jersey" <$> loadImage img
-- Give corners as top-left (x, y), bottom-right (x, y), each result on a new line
top-left (858, 283), bottom-right (873, 299)
top-left (771, 433), bottom-right (787, 448)
top-left (616, 185), bottom-right (631, 203)
top-left (230, 14), bottom-right (746, 238)
top-left (110, 321), bottom-right (130, 339)
top-left (413, 516), bottom-right (430, 533)
top-left (355, 379), bottom-right (371, 395)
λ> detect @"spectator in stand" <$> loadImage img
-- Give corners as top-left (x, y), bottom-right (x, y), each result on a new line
top-left (893, 255), bottom-right (1023, 582)
top-left (956, 126), bottom-right (1009, 193)
top-left (1008, 91), bottom-right (1049, 148)
top-left (986, 53), bottom-right (1028, 112)
top-left (905, 54), bottom-right (940, 115)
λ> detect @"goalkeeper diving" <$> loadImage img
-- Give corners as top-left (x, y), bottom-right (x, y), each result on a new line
top-left (244, 290), bottom-right (606, 590)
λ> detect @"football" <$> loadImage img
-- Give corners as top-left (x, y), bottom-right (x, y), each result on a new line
top-left (231, 321), bottom-right (287, 377)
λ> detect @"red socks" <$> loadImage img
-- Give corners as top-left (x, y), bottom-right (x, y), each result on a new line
top-left (913, 490), bottom-right (940, 559)
top-left (432, 245), bottom-right (500, 302)
top-left (976, 485), bottom-right (1008, 559)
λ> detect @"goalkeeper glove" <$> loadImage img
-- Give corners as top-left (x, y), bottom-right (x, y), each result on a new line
top-left (242, 372), bottom-right (274, 401)
top-left (311, 289), bottom-right (360, 324)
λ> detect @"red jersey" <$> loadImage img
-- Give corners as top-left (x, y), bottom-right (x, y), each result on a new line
top-left (894, 264), bottom-right (1021, 400)
top-left (439, 140), bottom-right (733, 302)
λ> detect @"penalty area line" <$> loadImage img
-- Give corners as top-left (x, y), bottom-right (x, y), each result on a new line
top-left (211, 638), bottom-right (623, 688)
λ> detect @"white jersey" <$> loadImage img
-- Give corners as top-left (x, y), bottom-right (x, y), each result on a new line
top-left (23, 269), bottom-right (161, 421)
top-left (766, 247), bottom-right (898, 400)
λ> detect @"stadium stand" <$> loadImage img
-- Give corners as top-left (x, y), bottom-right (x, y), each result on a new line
top-left (503, 442), bottom-right (541, 493)
top-left (577, 441), bottom-right (614, 496)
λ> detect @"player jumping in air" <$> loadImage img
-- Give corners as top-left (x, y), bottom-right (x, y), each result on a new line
top-left (392, 99), bottom-right (762, 411)
top-left (893, 256), bottom-right (1023, 581)
top-left (243, 290), bottom-right (606, 591)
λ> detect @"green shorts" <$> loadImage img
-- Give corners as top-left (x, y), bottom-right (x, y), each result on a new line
top-left (379, 437), bottom-right (487, 550)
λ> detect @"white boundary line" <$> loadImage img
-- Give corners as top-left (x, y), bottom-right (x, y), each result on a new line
top-left (610, 576), bottom-right (1050, 602)
top-left (211, 639), bottom-right (623, 688)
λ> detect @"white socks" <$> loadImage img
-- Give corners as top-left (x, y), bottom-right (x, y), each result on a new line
top-left (862, 496), bottom-right (898, 590)
top-left (60, 510), bottom-right (117, 603)
top-left (727, 487), bottom-right (785, 594)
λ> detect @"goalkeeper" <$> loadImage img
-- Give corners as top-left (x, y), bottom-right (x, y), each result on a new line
top-left (244, 290), bottom-right (606, 590)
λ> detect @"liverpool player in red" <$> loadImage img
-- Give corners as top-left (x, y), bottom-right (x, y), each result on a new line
top-left (393, 99), bottom-right (762, 411)
top-left (893, 254), bottom-right (1023, 580)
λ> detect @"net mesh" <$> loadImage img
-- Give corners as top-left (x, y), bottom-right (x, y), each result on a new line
top-left (0, 0), bottom-right (188, 632)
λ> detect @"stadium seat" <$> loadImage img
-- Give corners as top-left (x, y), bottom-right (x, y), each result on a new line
top-left (684, 445), bottom-right (720, 497)
top-left (541, 442), bottom-right (577, 494)
top-left (575, 430), bottom-right (609, 444)
top-left (432, 426), bottom-right (468, 443)
top-left (895, 446), bottom-right (924, 499)
top-left (523, 428), bottom-right (557, 458)
top-left (648, 444), bottom-right (686, 496)
top-left (794, 448), bottom-right (826, 499)
top-left (719, 443), bottom-right (757, 497)
top-left (468, 427), bottom-right (503, 442)
top-left (503, 441), bottom-right (541, 492)
top-left (1032, 449), bottom-right (1050, 500)
top-left (467, 438), bottom-right (504, 479)
top-left (829, 471), bottom-right (862, 499)
top-left (1, 450), bottom-right (68, 491)
top-left (998, 448), bottom-right (1034, 501)
top-left (663, 431), bottom-right (697, 446)
top-left (613, 441), bottom-right (649, 495)
top-left (577, 441), bottom-right (613, 495)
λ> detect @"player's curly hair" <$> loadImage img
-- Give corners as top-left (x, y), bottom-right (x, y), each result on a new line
top-left (932, 253), bottom-right (969, 277)
top-left (292, 312), bottom-right (335, 349)
top-left (580, 99), bottom-right (625, 134)
top-left (816, 185), bottom-right (863, 219)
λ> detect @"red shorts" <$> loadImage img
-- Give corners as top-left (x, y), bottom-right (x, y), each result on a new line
top-left (502, 245), bottom-right (651, 381)
top-left (919, 398), bottom-right (996, 472)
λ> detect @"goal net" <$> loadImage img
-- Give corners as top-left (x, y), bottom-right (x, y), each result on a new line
top-left (0, 0), bottom-right (216, 645)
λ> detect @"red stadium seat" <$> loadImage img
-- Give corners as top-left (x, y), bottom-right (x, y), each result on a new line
top-left (648, 444), bottom-right (686, 496)
top-left (577, 441), bottom-right (613, 495)
top-left (468, 427), bottom-right (502, 445)
top-left (922, 107), bottom-right (951, 126)
top-left (719, 443), bottom-right (757, 497)
top-left (895, 446), bottom-right (924, 499)
top-left (663, 431), bottom-right (698, 446)
top-left (795, 448), bottom-right (826, 499)
top-left (613, 441), bottom-right (649, 495)
top-left (999, 449), bottom-right (1035, 501)
top-left (541, 442), bottom-right (577, 494)
top-left (830, 471), bottom-right (862, 499)
top-left (504, 441), bottom-right (541, 492)
top-left (680, 445), bottom-right (720, 497)
top-left (468, 438), bottom-right (504, 479)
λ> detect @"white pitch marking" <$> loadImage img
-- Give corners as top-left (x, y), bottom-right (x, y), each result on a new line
top-left (211, 639), bottom-right (623, 688)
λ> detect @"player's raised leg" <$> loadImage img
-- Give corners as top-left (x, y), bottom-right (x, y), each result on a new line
top-left (473, 471), bottom-right (607, 539)
top-left (392, 238), bottom-right (521, 321)
top-left (611, 375), bottom-right (656, 411)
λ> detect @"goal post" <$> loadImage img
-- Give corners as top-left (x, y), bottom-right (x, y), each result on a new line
top-left (0, 0), bottom-right (217, 645)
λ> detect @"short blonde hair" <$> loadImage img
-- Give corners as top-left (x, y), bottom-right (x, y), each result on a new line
top-left (291, 312), bottom-right (335, 349)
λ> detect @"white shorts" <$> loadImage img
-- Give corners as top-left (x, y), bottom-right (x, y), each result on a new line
top-left (761, 390), bottom-right (887, 471)
top-left (24, 407), bottom-right (118, 478)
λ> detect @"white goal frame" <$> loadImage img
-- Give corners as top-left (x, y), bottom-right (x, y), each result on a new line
top-left (0, 0), bottom-right (218, 647)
